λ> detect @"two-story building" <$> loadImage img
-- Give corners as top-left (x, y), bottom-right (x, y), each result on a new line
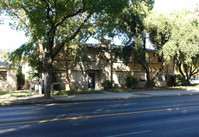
top-left (51, 40), bottom-right (174, 90)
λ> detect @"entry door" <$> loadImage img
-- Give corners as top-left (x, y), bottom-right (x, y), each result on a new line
top-left (88, 73), bottom-right (95, 89)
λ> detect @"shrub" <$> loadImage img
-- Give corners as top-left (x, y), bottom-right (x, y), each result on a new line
top-left (31, 87), bottom-right (35, 91)
top-left (167, 75), bottom-right (176, 87)
top-left (102, 80), bottom-right (113, 90)
top-left (167, 75), bottom-right (186, 86)
top-left (106, 88), bottom-right (122, 92)
top-left (175, 75), bottom-right (186, 86)
top-left (125, 76), bottom-right (138, 88)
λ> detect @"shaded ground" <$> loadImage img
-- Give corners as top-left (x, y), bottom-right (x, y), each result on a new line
top-left (0, 87), bottom-right (199, 106)
top-left (0, 90), bottom-right (32, 99)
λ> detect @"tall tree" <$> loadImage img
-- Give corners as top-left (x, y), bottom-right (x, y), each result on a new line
top-left (115, 0), bottom-right (156, 87)
top-left (54, 41), bottom-right (90, 91)
top-left (145, 10), bottom-right (199, 84)
top-left (1, 0), bottom-right (128, 98)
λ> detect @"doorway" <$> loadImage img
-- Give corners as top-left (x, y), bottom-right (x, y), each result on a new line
top-left (88, 73), bottom-right (95, 89)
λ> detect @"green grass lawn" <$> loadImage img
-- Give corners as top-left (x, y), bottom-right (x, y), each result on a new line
top-left (105, 84), bottom-right (199, 93)
top-left (106, 88), bottom-right (134, 93)
top-left (51, 90), bottom-right (103, 95)
top-left (170, 84), bottom-right (199, 89)
top-left (0, 90), bottom-right (32, 98)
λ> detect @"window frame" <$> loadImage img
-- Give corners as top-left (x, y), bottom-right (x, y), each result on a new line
top-left (0, 71), bottom-right (7, 81)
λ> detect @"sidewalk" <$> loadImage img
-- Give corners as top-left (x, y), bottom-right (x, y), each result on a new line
top-left (1, 88), bottom-right (199, 106)
top-left (53, 87), bottom-right (199, 102)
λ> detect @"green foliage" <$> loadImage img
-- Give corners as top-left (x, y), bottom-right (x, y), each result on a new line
top-left (102, 80), bottom-right (113, 90)
top-left (106, 88), bottom-right (122, 92)
top-left (120, 46), bottom-right (133, 65)
top-left (167, 75), bottom-right (176, 87)
top-left (145, 12), bottom-right (173, 50)
top-left (0, 90), bottom-right (32, 98)
top-left (0, 48), bottom-right (10, 61)
top-left (9, 41), bottom-right (44, 79)
top-left (146, 10), bottom-right (199, 63)
top-left (115, 0), bottom-right (154, 42)
top-left (31, 86), bottom-right (35, 91)
top-left (125, 75), bottom-right (138, 88)
top-left (117, 0), bottom-right (154, 64)
top-left (175, 75), bottom-right (186, 86)
top-left (145, 10), bottom-right (199, 83)
top-left (1, 0), bottom-right (128, 98)
top-left (167, 75), bottom-right (187, 86)
top-left (115, 0), bottom-right (155, 88)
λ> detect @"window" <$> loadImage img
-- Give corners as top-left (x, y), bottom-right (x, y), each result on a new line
top-left (0, 71), bottom-right (7, 80)
top-left (140, 73), bottom-right (147, 81)
top-left (118, 72), bottom-right (125, 85)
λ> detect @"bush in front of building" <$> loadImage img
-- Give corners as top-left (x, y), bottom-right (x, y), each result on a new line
top-left (167, 75), bottom-right (186, 86)
top-left (167, 75), bottom-right (176, 86)
top-left (125, 76), bottom-right (138, 89)
top-left (102, 80), bottom-right (113, 90)
top-left (175, 75), bottom-right (186, 86)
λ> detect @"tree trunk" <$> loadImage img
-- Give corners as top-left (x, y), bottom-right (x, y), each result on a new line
top-left (184, 64), bottom-right (191, 85)
top-left (146, 70), bottom-right (154, 88)
top-left (65, 68), bottom-right (71, 91)
top-left (110, 48), bottom-right (113, 88)
top-left (44, 55), bottom-right (53, 99)
top-left (178, 62), bottom-right (185, 78)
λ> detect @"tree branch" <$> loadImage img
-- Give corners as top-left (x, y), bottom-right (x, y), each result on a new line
top-left (55, 4), bottom-right (86, 28)
top-left (152, 59), bottom-right (164, 81)
top-left (42, 0), bottom-right (54, 26)
top-left (192, 69), bottom-right (199, 76)
top-left (52, 12), bottom-right (93, 59)
top-left (2, 2), bottom-right (33, 34)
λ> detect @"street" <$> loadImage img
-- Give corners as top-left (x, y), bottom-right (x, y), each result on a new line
top-left (1, 95), bottom-right (199, 137)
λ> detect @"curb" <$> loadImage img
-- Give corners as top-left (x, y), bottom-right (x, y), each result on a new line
top-left (1, 92), bottom-right (199, 107)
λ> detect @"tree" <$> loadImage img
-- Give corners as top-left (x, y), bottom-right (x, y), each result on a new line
top-left (54, 42), bottom-right (90, 91)
top-left (8, 41), bottom-right (44, 79)
top-left (146, 10), bottom-right (199, 85)
top-left (115, 0), bottom-right (156, 87)
top-left (16, 66), bottom-right (25, 90)
top-left (1, 0), bottom-right (128, 98)
top-left (0, 48), bottom-right (10, 61)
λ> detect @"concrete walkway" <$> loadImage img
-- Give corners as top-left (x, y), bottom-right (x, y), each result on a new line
top-left (1, 87), bottom-right (199, 106)
top-left (53, 88), bottom-right (199, 102)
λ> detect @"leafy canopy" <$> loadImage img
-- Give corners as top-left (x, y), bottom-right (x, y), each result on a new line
top-left (145, 10), bottom-right (199, 64)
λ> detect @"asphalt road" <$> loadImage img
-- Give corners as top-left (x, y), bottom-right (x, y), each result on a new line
top-left (1, 95), bottom-right (199, 137)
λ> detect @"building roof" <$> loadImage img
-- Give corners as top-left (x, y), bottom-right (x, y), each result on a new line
top-left (0, 61), bottom-right (11, 68)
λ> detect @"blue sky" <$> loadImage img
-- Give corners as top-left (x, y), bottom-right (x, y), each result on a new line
top-left (0, 0), bottom-right (198, 50)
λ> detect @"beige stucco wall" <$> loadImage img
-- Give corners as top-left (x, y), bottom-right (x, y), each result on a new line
top-left (0, 68), bottom-right (17, 91)
top-left (53, 47), bottom-right (175, 90)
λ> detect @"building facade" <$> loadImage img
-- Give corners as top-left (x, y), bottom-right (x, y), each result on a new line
top-left (0, 61), bottom-right (17, 91)
top-left (52, 41), bottom-right (174, 90)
